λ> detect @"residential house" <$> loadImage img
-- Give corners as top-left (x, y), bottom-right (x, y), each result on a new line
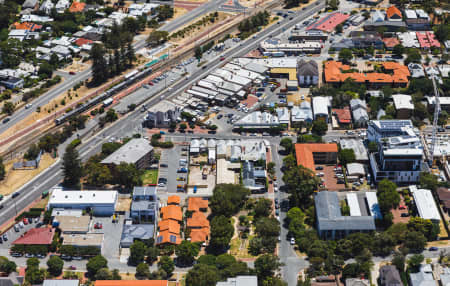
top-left (379, 265), bottom-right (403, 286)
top-left (410, 265), bottom-right (437, 286)
top-left (297, 60), bottom-right (318, 86)
top-left (101, 138), bottom-right (154, 169)
top-left (416, 31), bottom-right (440, 49)
top-left (130, 186), bottom-right (158, 223)
top-left (392, 94), bottom-right (414, 119)
top-left (120, 221), bottom-right (155, 248)
top-left (371, 10), bottom-right (385, 22)
top-left (312, 96), bottom-right (331, 122)
top-left (408, 63), bottom-right (425, 78)
top-left (233, 111), bottom-right (280, 129)
top-left (242, 161), bottom-right (266, 192)
top-left (69, 2), bottom-right (86, 12)
top-left (350, 31), bottom-right (383, 49)
top-left (350, 99), bottom-right (369, 127)
top-left (39, 0), bottom-right (54, 14)
top-left (291, 101), bottom-right (313, 126)
top-left (398, 32), bottom-right (420, 48)
top-left (187, 211), bottom-right (210, 243)
top-left (142, 101), bottom-right (181, 128)
top-left (22, 0), bottom-right (39, 10)
top-left (55, 0), bottom-right (70, 12)
top-left (332, 107), bottom-right (352, 128)
top-left (386, 6), bottom-right (402, 21)
top-left (276, 107), bottom-right (290, 126)
top-left (437, 187), bottom-right (450, 214)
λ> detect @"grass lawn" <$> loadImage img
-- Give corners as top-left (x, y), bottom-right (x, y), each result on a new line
top-left (141, 169), bottom-right (158, 185)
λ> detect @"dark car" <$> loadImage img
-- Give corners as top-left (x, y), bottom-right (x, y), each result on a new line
top-left (438, 127), bottom-right (445, 132)
top-left (35, 222), bottom-right (43, 228)
top-left (429, 247), bottom-right (438, 251)
top-left (2, 118), bottom-right (10, 124)
top-left (217, 114), bottom-right (223, 119)
top-left (400, 213), bottom-right (410, 217)
top-left (11, 192), bottom-right (20, 198)
top-left (160, 164), bottom-right (168, 168)
top-left (315, 166), bottom-right (323, 170)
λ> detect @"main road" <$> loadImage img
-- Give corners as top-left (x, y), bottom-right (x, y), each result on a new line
top-left (0, 0), bottom-right (229, 136)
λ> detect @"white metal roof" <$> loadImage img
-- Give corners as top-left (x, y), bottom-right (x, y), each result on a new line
top-left (347, 193), bottom-right (362, 216)
top-left (393, 94), bottom-right (414, 110)
top-left (49, 188), bottom-right (118, 205)
top-left (410, 185), bottom-right (441, 222)
top-left (313, 96), bottom-right (330, 116)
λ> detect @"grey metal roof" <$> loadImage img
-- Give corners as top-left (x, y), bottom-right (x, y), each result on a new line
top-left (217, 276), bottom-right (258, 286)
top-left (101, 138), bottom-right (153, 165)
top-left (315, 191), bottom-right (376, 231)
top-left (133, 186), bottom-right (156, 197)
top-left (297, 60), bottom-right (319, 76)
top-left (120, 224), bottom-right (155, 247)
top-left (379, 265), bottom-right (402, 286)
top-left (131, 200), bottom-right (157, 212)
top-left (43, 280), bottom-right (79, 286)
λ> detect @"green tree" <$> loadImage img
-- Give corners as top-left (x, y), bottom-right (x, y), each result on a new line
top-left (407, 217), bottom-right (440, 241)
top-left (86, 255), bottom-right (108, 277)
top-left (377, 179), bottom-right (400, 215)
top-left (62, 146), bottom-right (83, 187)
top-left (135, 262), bottom-right (150, 279)
top-left (338, 48), bottom-right (353, 64)
top-left (254, 254), bottom-right (282, 280)
top-left (95, 268), bottom-right (112, 280)
top-left (210, 215), bottom-right (234, 253)
top-left (38, 62), bottom-right (54, 78)
top-left (391, 252), bottom-right (405, 273)
top-left (146, 247), bottom-right (159, 265)
top-left (129, 240), bottom-right (147, 266)
top-left (185, 264), bottom-right (220, 286)
top-left (338, 148), bottom-right (355, 165)
top-left (175, 241), bottom-right (200, 266)
top-left (335, 24), bottom-right (343, 34)
top-left (210, 184), bottom-right (249, 217)
top-left (405, 48), bottom-right (422, 65)
top-left (407, 254), bottom-right (424, 273)
top-left (254, 198), bottom-right (273, 218)
top-left (311, 120), bottom-right (327, 136)
top-left (419, 172), bottom-right (439, 192)
top-left (404, 231), bottom-right (427, 253)
top-left (283, 164), bottom-right (319, 208)
top-left (90, 43), bottom-right (108, 85)
top-left (115, 162), bottom-right (142, 189)
top-left (0, 156), bottom-right (5, 180)
top-left (47, 256), bottom-right (64, 276)
top-left (2, 101), bottom-right (14, 115)
top-left (194, 46), bottom-right (202, 60)
top-left (392, 44), bottom-right (405, 58)
top-left (280, 138), bottom-right (293, 154)
top-left (147, 30), bottom-right (169, 47)
top-left (158, 256), bottom-right (174, 278)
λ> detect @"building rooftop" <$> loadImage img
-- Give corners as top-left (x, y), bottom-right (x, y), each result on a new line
top-left (216, 276), bottom-right (258, 286)
top-left (312, 96), bottom-right (330, 117)
top-left (410, 185), bottom-right (441, 222)
top-left (339, 139), bottom-right (368, 161)
top-left (101, 138), bottom-right (152, 165)
top-left (160, 205), bottom-right (182, 221)
top-left (54, 216), bottom-right (90, 233)
top-left (49, 188), bottom-right (118, 205)
top-left (133, 186), bottom-right (157, 198)
top-left (95, 281), bottom-right (167, 286)
top-left (158, 219), bottom-right (180, 234)
top-left (386, 6), bottom-right (402, 19)
top-left (62, 233), bottom-right (104, 247)
top-left (187, 197), bottom-right (208, 212)
top-left (13, 227), bottom-right (54, 245)
top-left (156, 230), bottom-right (181, 245)
top-left (393, 94), bottom-right (414, 110)
top-left (167, 195), bottom-right (180, 205)
top-left (43, 280), bottom-right (79, 286)
top-left (121, 224), bottom-right (155, 247)
top-left (307, 12), bottom-right (350, 32)
top-left (332, 108), bottom-right (351, 124)
top-left (295, 143), bottom-right (338, 171)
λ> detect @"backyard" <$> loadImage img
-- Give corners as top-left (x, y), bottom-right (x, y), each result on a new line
top-left (141, 169), bottom-right (159, 185)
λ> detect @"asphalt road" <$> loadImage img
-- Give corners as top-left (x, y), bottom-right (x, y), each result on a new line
top-left (0, 0), bottom-right (227, 136)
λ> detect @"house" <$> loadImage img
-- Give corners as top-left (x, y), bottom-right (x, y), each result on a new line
top-left (410, 265), bottom-right (437, 286)
top-left (48, 188), bottom-right (118, 216)
top-left (340, 139), bottom-right (368, 162)
top-left (315, 191), bottom-right (376, 239)
top-left (0, 76), bottom-right (24, 89)
top-left (160, 205), bottom-right (182, 222)
top-left (95, 281), bottom-right (168, 286)
top-left (383, 37), bottom-right (400, 50)
top-left (297, 60), bottom-right (319, 86)
top-left (291, 102), bottom-right (313, 126)
top-left (408, 63), bottom-right (425, 78)
top-left (187, 197), bottom-right (208, 212)
top-left (426, 96), bottom-right (450, 113)
top-left (167, 195), bottom-right (180, 206)
top-left (131, 186), bottom-right (158, 223)
top-left (386, 6), bottom-right (402, 21)
top-left (8, 29), bottom-right (39, 41)
top-left (437, 187), bottom-right (450, 213)
top-left (187, 211), bottom-right (210, 243)
top-left (416, 32), bottom-right (440, 49)
top-left (392, 94), bottom-right (414, 119)
top-left (379, 265), bottom-right (403, 286)
top-left (13, 22), bottom-right (42, 32)
top-left (350, 31), bottom-right (383, 49)
top-left (398, 32), bottom-right (420, 48)
top-left (345, 278), bottom-right (370, 286)
top-left (276, 107), bottom-right (290, 126)
top-left (0, 272), bottom-right (24, 286)
top-left (332, 107), bottom-right (352, 127)
top-left (216, 276), bottom-right (258, 286)
top-left (39, 0), bottom-right (54, 13)
top-left (409, 185), bottom-right (441, 223)
top-left (43, 280), bottom-right (79, 286)
top-left (22, 0), bottom-right (39, 10)
top-left (312, 96), bottom-right (331, 122)
top-left (371, 10), bottom-right (385, 22)
top-left (233, 111), bottom-right (280, 129)
top-left (295, 143), bottom-right (338, 171)
top-left (101, 138), bottom-right (153, 169)
top-left (156, 230), bottom-right (181, 245)
top-left (142, 101), bottom-right (181, 128)
top-left (55, 0), bottom-right (70, 12)
top-left (242, 161), bottom-right (266, 192)
top-left (120, 221), bottom-right (155, 247)
top-left (12, 227), bottom-right (55, 245)
top-left (69, 1), bottom-right (86, 12)
top-left (350, 99), bottom-right (369, 127)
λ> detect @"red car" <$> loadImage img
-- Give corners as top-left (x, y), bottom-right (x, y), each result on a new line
top-left (69, 71), bottom-right (76, 75)
top-left (220, 57), bottom-right (225, 61)
top-left (69, 266), bottom-right (77, 270)
top-left (23, 218), bottom-right (28, 225)
top-left (399, 205), bottom-right (406, 210)
top-left (94, 222), bottom-right (102, 229)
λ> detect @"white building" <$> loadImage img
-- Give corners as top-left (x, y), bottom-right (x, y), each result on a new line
top-left (410, 185), bottom-right (441, 223)
top-left (48, 188), bottom-right (118, 216)
top-left (392, 94), bottom-right (414, 119)
top-left (312, 96), bottom-right (331, 121)
top-left (233, 111), bottom-right (279, 129)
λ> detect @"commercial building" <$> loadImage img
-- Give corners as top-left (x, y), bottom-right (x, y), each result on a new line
top-left (259, 38), bottom-right (322, 55)
top-left (392, 94), bottom-right (414, 119)
top-left (101, 138), bottom-right (153, 169)
top-left (315, 191), bottom-right (376, 239)
top-left (216, 159), bottom-right (240, 185)
top-left (386, 6), bottom-right (402, 21)
top-left (409, 265), bottom-right (437, 286)
top-left (367, 120), bottom-right (415, 142)
top-left (142, 101), bottom-right (181, 128)
top-left (95, 281), bottom-right (168, 286)
top-left (216, 276), bottom-right (258, 286)
top-left (324, 61), bottom-right (410, 87)
top-left (350, 31), bottom-right (383, 49)
top-left (12, 228), bottom-right (55, 245)
top-left (276, 107), bottom-right (290, 126)
top-left (410, 185), bottom-right (441, 223)
top-left (43, 280), bottom-right (79, 286)
top-left (340, 139), bottom-right (368, 162)
top-left (289, 30), bottom-right (328, 42)
top-left (120, 221), bottom-right (155, 248)
top-left (61, 233), bottom-right (104, 249)
top-left (297, 60), bottom-right (319, 86)
top-left (291, 102), bottom-right (313, 126)
top-left (130, 186), bottom-right (158, 223)
top-left (233, 111), bottom-right (280, 129)
top-left (54, 215), bottom-right (90, 233)
top-left (405, 9), bottom-right (431, 30)
top-left (294, 143), bottom-right (338, 171)
top-left (312, 96), bottom-right (331, 122)
top-left (48, 188), bottom-right (118, 216)
top-left (0, 76), bottom-right (24, 89)
top-left (307, 12), bottom-right (350, 32)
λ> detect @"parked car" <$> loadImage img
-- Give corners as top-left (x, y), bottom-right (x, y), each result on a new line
top-left (25, 253), bottom-right (34, 258)
top-left (429, 247), bottom-right (438, 251)
top-left (290, 237), bottom-right (295, 245)
top-left (69, 266), bottom-right (77, 270)
top-left (94, 222), bottom-right (103, 229)
top-left (400, 213), bottom-right (410, 217)
top-left (3, 234), bottom-right (8, 241)
top-left (23, 218), bottom-right (28, 225)
top-left (11, 253), bottom-right (22, 257)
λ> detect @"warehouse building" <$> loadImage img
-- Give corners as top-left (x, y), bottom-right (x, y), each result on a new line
top-left (410, 185), bottom-right (441, 223)
top-left (101, 138), bottom-right (153, 169)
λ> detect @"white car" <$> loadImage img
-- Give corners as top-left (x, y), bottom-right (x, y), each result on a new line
top-left (274, 187), bottom-right (278, 192)
top-left (290, 237), bottom-right (295, 245)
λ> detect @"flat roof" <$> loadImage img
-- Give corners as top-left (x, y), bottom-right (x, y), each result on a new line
top-left (347, 193), bottom-right (362, 216)
top-left (410, 186), bottom-right (441, 222)
top-left (217, 158), bottom-right (238, 184)
top-left (49, 188), bottom-right (118, 205)
top-left (313, 96), bottom-right (330, 116)
top-left (101, 138), bottom-right (153, 165)
top-left (365, 192), bottom-right (382, 219)
top-left (393, 94), bottom-right (414, 110)
top-left (307, 12), bottom-right (350, 32)
top-left (43, 280), bottom-right (79, 286)
top-left (95, 281), bottom-right (167, 286)
top-left (61, 233), bottom-right (104, 247)
top-left (54, 216), bottom-right (90, 233)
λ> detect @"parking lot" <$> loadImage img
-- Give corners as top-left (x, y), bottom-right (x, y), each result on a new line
top-left (89, 215), bottom-right (124, 260)
top-left (316, 165), bottom-right (345, 191)
top-left (159, 144), bottom-right (189, 193)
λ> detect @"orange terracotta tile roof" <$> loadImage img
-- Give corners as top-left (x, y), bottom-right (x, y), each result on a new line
top-left (294, 143), bottom-right (338, 171)
top-left (13, 22), bottom-right (42, 31)
top-left (324, 61), bottom-right (409, 84)
top-left (190, 229), bottom-right (209, 243)
top-left (187, 197), bottom-right (208, 212)
top-left (13, 227), bottom-right (54, 245)
top-left (156, 230), bottom-right (181, 245)
top-left (332, 108), bottom-right (351, 124)
top-left (161, 205), bottom-right (182, 221)
top-left (74, 38), bottom-right (93, 47)
top-left (167, 195), bottom-right (180, 205)
top-left (386, 6), bottom-right (402, 19)
top-left (187, 211), bottom-right (210, 229)
top-left (69, 1), bottom-right (86, 12)
top-left (383, 37), bottom-right (400, 48)
top-left (158, 219), bottom-right (180, 234)
top-left (95, 281), bottom-right (168, 286)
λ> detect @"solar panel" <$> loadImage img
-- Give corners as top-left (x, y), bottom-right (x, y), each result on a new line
top-left (170, 235), bottom-right (176, 243)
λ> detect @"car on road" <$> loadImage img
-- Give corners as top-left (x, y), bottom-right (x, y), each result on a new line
top-left (14, 225), bottom-right (19, 232)
top-left (25, 103), bottom-right (33, 109)
top-left (23, 218), bottom-right (28, 225)
top-left (69, 71), bottom-right (76, 75)
top-left (177, 168), bottom-right (188, 173)
top-left (275, 209), bottom-right (280, 216)
top-left (3, 234), bottom-right (8, 241)
top-left (290, 237), bottom-right (295, 245)
top-left (2, 118), bottom-right (10, 124)
top-left (61, 255), bottom-right (72, 261)
top-left (18, 222), bottom-right (24, 228)
top-left (12, 192), bottom-right (20, 198)
top-left (220, 57), bottom-right (225, 61)
top-left (315, 166), bottom-right (323, 170)
top-left (438, 127), bottom-right (445, 132)
top-left (160, 163), bottom-right (168, 168)
top-left (72, 256), bottom-right (83, 260)
top-left (36, 254), bottom-right (45, 259)
top-left (429, 247), bottom-right (438, 251)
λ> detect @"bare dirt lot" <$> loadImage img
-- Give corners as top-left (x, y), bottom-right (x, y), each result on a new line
top-left (0, 153), bottom-right (56, 196)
